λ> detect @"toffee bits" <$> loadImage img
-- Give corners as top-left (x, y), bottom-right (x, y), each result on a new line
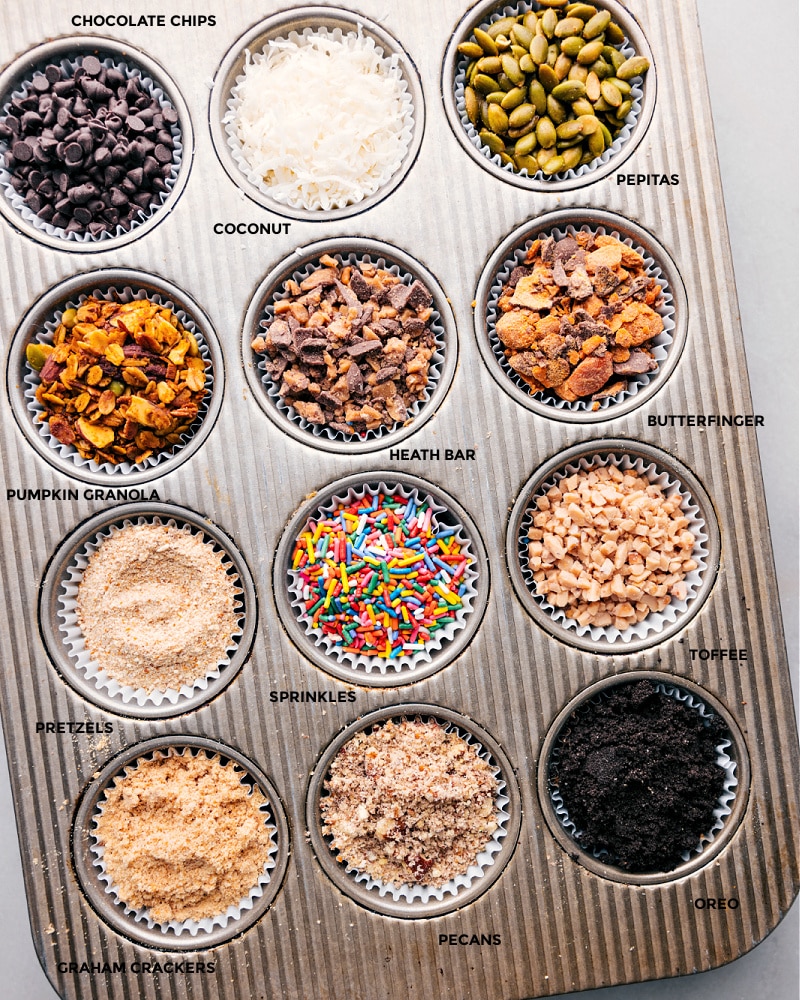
top-left (0, 55), bottom-right (179, 237)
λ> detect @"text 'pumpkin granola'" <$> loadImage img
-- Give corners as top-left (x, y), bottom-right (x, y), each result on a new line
top-left (26, 296), bottom-right (208, 465)
top-left (321, 719), bottom-right (498, 887)
top-left (495, 231), bottom-right (664, 407)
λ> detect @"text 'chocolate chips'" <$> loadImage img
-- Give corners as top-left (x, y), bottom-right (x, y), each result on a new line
top-left (0, 56), bottom-right (179, 237)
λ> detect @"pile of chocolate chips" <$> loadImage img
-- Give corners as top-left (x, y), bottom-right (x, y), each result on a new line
top-left (0, 55), bottom-right (178, 237)
top-left (551, 680), bottom-right (729, 872)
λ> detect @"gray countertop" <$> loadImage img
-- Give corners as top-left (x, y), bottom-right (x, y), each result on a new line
top-left (0, 0), bottom-right (796, 997)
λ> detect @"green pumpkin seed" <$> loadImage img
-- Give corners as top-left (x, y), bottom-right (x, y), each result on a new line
top-left (501, 86), bottom-right (527, 110)
top-left (583, 9), bottom-right (611, 38)
top-left (577, 38), bottom-right (604, 65)
top-left (605, 21), bottom-right (625, 44)
top-left (552, 79), bottom-right (586, 101)
top-left (554, 52), bottom-right (573, 79)
top-left (457, 42), bottom-right (484, 59)
top-left (585, 71), bottom-right (601, 101)
top-left (569, 63), bottom-right (589, 82)
top-left (473, 73), bottom-right (498, 94)
top-left (494, 35), bottom-right (512, 51)
top-left (110, 380), bottom-right (125, 397)
top-left (501, 53), bottom-right (525, 84)
top-left (599, 122), bottom-right (613, 145)
top-left (480, 101), bottom-right (492, 127)
top-left (496, 73), bottom-right (514, 92)
top-left (591, 58), bottom-right (612, 79)
top-left (508, 103), bottom-right (536, 128)
top-left (609, 76), bottom-right (631, 96)
top-left (547, 43), bottom-right (560, 66)
top-left (25, 343), bottom-right (53, 371)
top-left (522, 11), bottom-right (540, 32)
top-left (499, 151), bottom-right (515, 167)
top-left (577, 113), bottom-right (600, 133)
top-left (572, 97), bottom-right (595, 116)
top-left (507, 120), bottom-right (536, 139)
top-left (562, 146), bottom-right (583, 169)
top-left (541, 8), bottom-right (558, 38)
top-left (515, 153), bottom-right (540, 174)
top-left (543, 154), bottom-right (566, 174)
top-left (568, 3), bottom-right (598, 19)
top-left (487, 16), bottom-right (516, 39)
top-left (514, 132), bottom-right (538, 156)
top-left (600, 79), bottom-right (623, 107)
top-left (537, 146), bottom-right (554, 167)
top-left (560, 36), bottom-right (585, 57)
top-left (556, 119), bottom-right (583, 140)
top-left (519, 54), bottom-right (535, 73)
top-left (487, 103), bottom-right (510, 132)
top-left (478, 129), bottom-right (505, 154)
top-left (587, 127), bottom-right (605, 156)
top-left (511, 23), bottom-right (534, 48)
top-left (616, 98), bottom-right (633, 120)
top-left (616, 55), bottom-right (650, 80)
top-left (608, 48), bottom-right (626, 72)
top-left (476, 55), bottom-right (502, 74)
top-left (528, 79), bottom-right (547, 114)
top-left (554, 16), bottom-right (585, 38)
top-left (530, 34), bottom-right (549, 64)
top-left (536, 116), bottom-right (557, 148)
top-left (466, 60), bottom-right (478, 85)
top-left (547, 94), bottom-right (567, 123)
top-left (464, 86), bottom-right (480, 125)
top-left (592, 96), bottom-right (612, 112)
top-left (486, 91), bottom-right (506, 104)
top-left (473, 28), bottom-right (498, 55)
top-left (538, 64), bottom-right (559, 92)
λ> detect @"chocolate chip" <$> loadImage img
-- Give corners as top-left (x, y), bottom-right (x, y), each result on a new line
top-left (64, 142), bottom-right (83, 164)
top-left (153, 143), bottom-right (172, 164)
top-left (82, 55), bottom-right (103, 78)
top-left (44, 65), bottom-right (62, 84)
top-left (31, 75), bottom-right (50, 94)
top-left (11, 140), bottom-right (32, 162)
top-left (72, 205), bottom-right (93, 225)
top-left (125, 115), bottom-right (145, 133)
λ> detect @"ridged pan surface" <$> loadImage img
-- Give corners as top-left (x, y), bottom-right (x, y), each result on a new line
top-left (0, 2), bottom-right (797, 999)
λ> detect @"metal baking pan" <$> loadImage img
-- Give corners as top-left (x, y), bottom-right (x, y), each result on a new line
top-left (0, 2), bottom-right (797, 998)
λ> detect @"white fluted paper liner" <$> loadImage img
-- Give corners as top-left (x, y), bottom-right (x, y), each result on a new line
top-left (89, 747), bottom-right (279, 936)
top-left (550, 683), bottom-right (739, 869)
top-left (255, 253), bottom-right (446, 443)
top-left (286, 481), bottom-right (479, 675)
top-left (223, 26), bottom-right (415, 212)
top-left (56, 515), bottom-right (244, 708)
top-left (321, 715), bottom-right (511, 904)
top-left (518, 452), bottom-right (709, 644)
top-left (454, 3), bottom-right (645, 183)
top-left (487, 223), bottom-right (675, 413)
top-left (23, 285), bottom-right (214, 477)
top-left (0, 55), bottom-right (182, 243)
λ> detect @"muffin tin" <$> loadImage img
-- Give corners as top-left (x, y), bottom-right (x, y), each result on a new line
top-left (0, 2), bottom-right (798, 999)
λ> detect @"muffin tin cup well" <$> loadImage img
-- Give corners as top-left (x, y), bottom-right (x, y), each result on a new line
top-left (442, 0), bottom-right (656, 192)
top-left (274, 473), bottom-right (490, 686)
top-left (0, 36), bottom-right (192, 251)
top-left (537, 672), bottom-right (751, 886)
top-left (39, 502), bottom-right (257, 719)
top-left (72, 737), bottom-right (290, 950)
top-left (7, 268), bottom-right (224, 486)
top-left (242, 238), bottom-right (457, 454)
top-left (209, 7), bottom-right (425, 222)
top-left (475, 209), bottom-right (687, 421)
top-left (506, 440), bottom-right (720, 654)
top-left (306, 704), bottom-right (521, 918)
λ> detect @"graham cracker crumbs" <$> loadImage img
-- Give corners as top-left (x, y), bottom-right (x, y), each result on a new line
top-left (321, 719), bottom-right (498, 887)
top-left (76, 522), bottom-right (239, 692)
top-left (528, 464), bottom-right (698, 630)
top-left (95, 750), bottom-right (273, 923)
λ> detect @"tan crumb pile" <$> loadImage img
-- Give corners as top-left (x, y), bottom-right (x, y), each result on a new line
top-left (527, 464), bottom-right (698, 631)
top-left (76, 522), bottom-right (239, 691)
top-left (95, 751), bottom-right (273, 923)
top-left (321, 719), bottom-right (499, 887)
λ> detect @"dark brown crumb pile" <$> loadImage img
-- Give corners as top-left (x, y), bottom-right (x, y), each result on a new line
top-left (550, 680), bottom-right (729, 872)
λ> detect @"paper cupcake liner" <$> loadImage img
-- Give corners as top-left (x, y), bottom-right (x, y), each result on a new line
top-left (286, 480), bottom-right (480, 675)
top-left (255, 252), bottom-right (446, 443)
top-left (320, 713), bottom-right (511, 905)
top-left (549, 682), bottom-right (739, 870)
top-left (56, 515), bottom-right (245, 709)
top-left (89, 746), bottom-right (279, 937)
top-left (23, 284), bottom-right (214, 477)
top-left (487, 223), bottom-right (676, 413)
top-left (223, 26), bottom-right (415, 213)
top-left (0, 54), bottom-right (182, 244)
top-left (454, 2), bottom-right (645, 184)
top-left (517, 452), bottom-right (709, 644)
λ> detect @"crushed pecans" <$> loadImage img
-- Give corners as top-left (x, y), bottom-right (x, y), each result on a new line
top-left (26, 296), bottom-right (208, 465)
top-left (494, 232), bottom-right (665, 406)
top-left (527, 463), bottom-right (698, 631)
top-left (251, 255), bottom-right (438, 436)
top-left (321, 719), bottom-right (499, 887)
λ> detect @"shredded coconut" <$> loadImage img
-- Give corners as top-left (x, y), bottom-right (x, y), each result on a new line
top-left (95, 751), bottom-right (273, 923)
top-left (227, 31), bottom-right (413, 210)
top-left (321, 719), bottom-right (498, 886)
top-left (76, 523), bottom-right (239, 692)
